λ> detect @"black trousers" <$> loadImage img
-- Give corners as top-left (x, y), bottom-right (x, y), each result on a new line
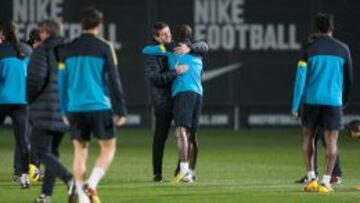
top-left (314, 129), bottom-right (342, 176)
top-left (31, 128), bottom-right (72, 196)
top-left (152, 105), bottom-right (173, 177)
top-left (14, 124), bottom-right (36, 175)
top-left (0, 105), bottom-right (30, 175)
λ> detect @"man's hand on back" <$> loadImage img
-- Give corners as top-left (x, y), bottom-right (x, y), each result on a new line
top-left (173, 43), bottom-right (190, 55)
top-left (175, 64), bottom-right (188, 75)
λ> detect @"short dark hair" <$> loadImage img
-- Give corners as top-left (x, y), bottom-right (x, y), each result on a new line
top-left (174, 24), bottom-right (192, 42)
top-left (81, 7), bottom-right (103, 30)
top-left (40, 18), bottom-right (63, 36)
top-left (27, 28), bottom-right (41, 46)
top-left (314, 13), bottom-right (334, 33)
top-left (152, 21), bottom-right (169, 38)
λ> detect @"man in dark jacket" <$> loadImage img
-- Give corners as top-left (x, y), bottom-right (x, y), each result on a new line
top-left (145, 22), bottom-right (208, 182)
top-left (26, 19), bottom-right (74, 203)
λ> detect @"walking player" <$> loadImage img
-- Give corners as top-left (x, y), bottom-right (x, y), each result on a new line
top-left (58, 7), bottom-right (127, 203)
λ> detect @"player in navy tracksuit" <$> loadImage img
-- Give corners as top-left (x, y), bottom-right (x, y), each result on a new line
top-left (58, 7), bottom-right (127, 203)
top-left (0, 20), bottom-right (30, 189)
top-left (291, 13), bottom-right (353, 192)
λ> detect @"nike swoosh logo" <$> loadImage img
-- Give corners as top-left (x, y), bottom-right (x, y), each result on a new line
top-left (202, 63), bottom-right (242, 82)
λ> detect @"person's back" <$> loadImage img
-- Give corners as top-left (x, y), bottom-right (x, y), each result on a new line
top-left (167, 46), bottom-right (203, 97)
top-left (302, 36), bottom-right (351, 106)
top-left (291, 15), bottom-right (352, 113)
top-left (27, 35), bottom-right (67, 131)
top-left (0, 41), bottom-right (27, 104)
top-left (59, 33), bottom-right (125, 114)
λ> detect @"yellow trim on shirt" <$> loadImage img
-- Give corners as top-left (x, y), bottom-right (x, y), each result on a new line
top-left (98, 37), bottom-right (119, 66)
top-left (160, 44), bottom-right (167, 53)
top-left (58, 62), bottom-right (65, 70)
top-left (298, 60), bottom-right (307, 68)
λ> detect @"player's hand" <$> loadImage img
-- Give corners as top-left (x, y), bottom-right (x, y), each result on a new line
top-left (290, 111), bottom-right (299, 120)
top-left (173, 43), bottom-right (190, 54)
top-left (113, 115), bottom-right (126, 127)
top-left (175, 64), bottom-right (188, 75)
top-left (62, 116), bottom-right (70, 126)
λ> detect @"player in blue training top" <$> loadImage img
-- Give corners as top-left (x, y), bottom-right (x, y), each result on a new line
top-left (143, 24), bottom-right (208, 183)
top-left (0, 20), bottom-right (31, 189)
top-left (57, 7), bottom-right (127, 203)
top-left (291, 13), bottom-right (353, 193)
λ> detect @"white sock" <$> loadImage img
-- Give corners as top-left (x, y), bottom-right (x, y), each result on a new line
top-left (321, 175), bottom-right (331, 186)
top-left (188, 169), bottom-right (195, 177)
top-left (88, 167), bottom-right (105, 189)
top-left (307, 171), bottom-right (316, 181)
top-left (76, 181), bottom-right (90, 203)
top-left (180, 162), bottom-right (189, 173)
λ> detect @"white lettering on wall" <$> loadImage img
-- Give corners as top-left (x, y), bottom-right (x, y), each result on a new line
top-left (194, 0), bottom-right (301, 51)
top-left (13, 0), bottom-right (122, 50)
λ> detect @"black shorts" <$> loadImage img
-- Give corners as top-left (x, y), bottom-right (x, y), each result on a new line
top-left (67, 110), bottom-right (115, 141)
top-left (173, 92), bottom-right (202, 132)
top-left (301, 104), bottom-right (342, 131)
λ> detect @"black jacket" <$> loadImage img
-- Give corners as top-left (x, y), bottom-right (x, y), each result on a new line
top-left (26, 36), bottom-right (68, 132)
top-left (144, 41), bottom-right (208, 110)
top-left (145, 54), bottom-right (175, 109)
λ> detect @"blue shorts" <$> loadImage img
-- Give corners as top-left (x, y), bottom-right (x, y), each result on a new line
top-left (173, 92), bottom-right (202, 132)
top-left (67, 110), bottom-right (115, 141)
top-left (301, 104), bottom-right (342, 131)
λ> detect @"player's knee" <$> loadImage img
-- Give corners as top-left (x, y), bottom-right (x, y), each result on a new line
top-left (99, 140), bottom-right (116, 155)
top-left (326, 146), bottom-right (338, 158)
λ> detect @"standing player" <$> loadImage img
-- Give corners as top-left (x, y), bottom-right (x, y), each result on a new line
top-left (58, 7), bottom-right (127, 203)
top-left (143, 24), bottom-right (208, 183)
top-left (27, 19), bottom-right (74, 203)
top-left (0, 20), bottom-right (31, 189)
top-left (291, 13), bottom-right (353, 192)
top-left (145, 22), bottom-right (207, 182)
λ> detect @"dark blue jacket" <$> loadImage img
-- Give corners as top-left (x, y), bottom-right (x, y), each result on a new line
top-left (26, 36), bottom-right (68, 132)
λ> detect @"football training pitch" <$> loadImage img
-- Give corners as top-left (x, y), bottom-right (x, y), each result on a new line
top-left (1, 128), bottom-right (360, 203)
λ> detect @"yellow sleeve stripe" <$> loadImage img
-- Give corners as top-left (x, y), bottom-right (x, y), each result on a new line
top-left (160, 44), bottom-right (167, 53)
top-left (298, 60), bottom-right (307, 68)
top-left (58, 62), bottom-right (65, 70)
top-left (108, 42), bottom-right (118, 66)
top-left (98, 37), bottom-right (119, 66)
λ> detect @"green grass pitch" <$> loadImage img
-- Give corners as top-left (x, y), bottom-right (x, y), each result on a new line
top-left (1, 128), bottom-right (360, 202)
